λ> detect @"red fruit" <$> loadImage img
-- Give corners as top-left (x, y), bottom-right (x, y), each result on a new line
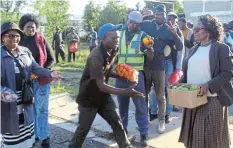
top-left (169, 70), bottom-right (183, 85)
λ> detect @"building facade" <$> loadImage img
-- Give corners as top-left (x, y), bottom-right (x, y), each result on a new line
top-left (183, 0), bottom-right (233, 24)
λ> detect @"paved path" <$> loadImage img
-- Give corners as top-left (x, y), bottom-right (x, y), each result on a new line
top-left (47, 93), bottom-right (233, 148)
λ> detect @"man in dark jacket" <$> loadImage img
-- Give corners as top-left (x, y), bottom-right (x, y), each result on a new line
top-left (140, 4), bottom-right (183, 134)
top-left (149, 11), bottom-right (185, 123)
top-left (52, 26), bottom-right (65, 63)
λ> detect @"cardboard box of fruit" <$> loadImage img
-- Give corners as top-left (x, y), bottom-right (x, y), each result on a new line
top-left (168, 83), bottom-right (208, 109)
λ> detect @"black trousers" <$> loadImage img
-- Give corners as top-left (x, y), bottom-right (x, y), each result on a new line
top-left (69, 97), bottom-right (131, 148)
top-left (68, 51), bottom-right (75, 62)
top-left (55, 45), bottom-right (65, 63)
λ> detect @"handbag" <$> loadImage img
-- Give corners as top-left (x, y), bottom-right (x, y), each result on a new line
top-left (10, 52), bottom-right (34, 104)
top-left (69, 41), bottom-right (78, 53)
top-left (21, 79), bottom-right (34, 104)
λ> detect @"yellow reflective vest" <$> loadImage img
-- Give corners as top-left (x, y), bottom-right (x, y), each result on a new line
top-left (118, 30), bottom-right (144, 71)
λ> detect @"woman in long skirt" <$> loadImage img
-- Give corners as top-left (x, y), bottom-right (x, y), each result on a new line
top-left (178, 14), bottom-right (232, 148)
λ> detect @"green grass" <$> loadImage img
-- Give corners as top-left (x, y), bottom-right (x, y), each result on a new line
top-left (51, 42), bottom-right (89, 72)
top-left (50, 76), bottom-right (80, 96)
top-left (50, 41), bottom-right (115, 95)
top-left (50, 41), bottom-right (89, 95)
top-left (54, 49), bottom-right (89, 68)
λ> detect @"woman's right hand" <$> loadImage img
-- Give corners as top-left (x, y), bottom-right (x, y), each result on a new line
top-left (1, 91), bottom-right (17, 102)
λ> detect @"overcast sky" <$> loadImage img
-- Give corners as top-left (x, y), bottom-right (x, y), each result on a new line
top-left (68, 0), bottom-right (146, 16)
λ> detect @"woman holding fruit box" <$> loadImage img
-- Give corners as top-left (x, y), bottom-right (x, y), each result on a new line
top-left (178, 14), bottom-right (233, 148)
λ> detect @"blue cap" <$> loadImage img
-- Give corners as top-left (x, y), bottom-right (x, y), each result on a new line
top-left (98, 23), bottom-right (122, 39)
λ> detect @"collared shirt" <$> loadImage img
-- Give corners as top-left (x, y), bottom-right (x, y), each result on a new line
top-left (76, 42), bottom-right (117, 107)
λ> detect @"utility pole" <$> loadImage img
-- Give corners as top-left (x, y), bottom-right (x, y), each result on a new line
top-left (202, 0), bottom-right (206, 13)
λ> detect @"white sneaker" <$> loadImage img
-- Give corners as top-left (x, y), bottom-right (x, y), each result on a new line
top-left (157, 120), bottom-right (166, 134)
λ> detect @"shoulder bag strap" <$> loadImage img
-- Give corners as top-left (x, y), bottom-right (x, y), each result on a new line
top-left (7, 51), bottom-right (26, 80)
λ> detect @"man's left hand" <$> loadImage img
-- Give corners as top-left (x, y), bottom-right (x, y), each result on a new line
top-left (168, 21), bottom-right (178, 36)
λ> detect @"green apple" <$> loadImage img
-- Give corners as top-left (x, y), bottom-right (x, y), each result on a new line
top-left (190, 85), bottom-right (199, 90)
top-left (172, 86), bottom-right (177, 89)
top-left (181, 88), bottom-right (189, 91)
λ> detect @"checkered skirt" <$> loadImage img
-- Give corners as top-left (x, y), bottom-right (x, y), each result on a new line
top-left (178, 97), bottom-right (231, 148)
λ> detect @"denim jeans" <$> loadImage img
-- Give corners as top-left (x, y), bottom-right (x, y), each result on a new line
top-left (149, 59), bottom-right (174, 115)
top-left (33, 80), bottom-right (51, 140)
top-left (115, 71), bottom-right (148, 135)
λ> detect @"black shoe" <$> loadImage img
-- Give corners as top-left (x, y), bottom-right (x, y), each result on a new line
top-left (35, 137), bottom-right (39, 142)
top-left (165, 114), bottom-right (171, 124)
top-left (150, 114), bottom-right (158, 121)
top-left (140, 134), bottom-right (148, 147)
top-left (42, 137), bottom-right (50, 148)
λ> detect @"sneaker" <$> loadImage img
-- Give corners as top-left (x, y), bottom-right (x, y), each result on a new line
top-left (150, 114), bottom-right (158, 121)
top-left (41, 137), bottom-right (50, 148)
top-left (140, 134), bottom-right (148, 147)
top-left (165, 114), bottom-right (171, 124)
top-left (157, 120), bottom-right (166, 134)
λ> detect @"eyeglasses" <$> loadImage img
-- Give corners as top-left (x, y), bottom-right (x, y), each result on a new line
top-left (4, 34), bottom-right (21, 39)
top-left (194, 27), bottom-right (205, 33)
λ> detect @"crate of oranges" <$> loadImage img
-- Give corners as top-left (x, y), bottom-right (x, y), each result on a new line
top-left (115, 63), bottom-right (139, 82)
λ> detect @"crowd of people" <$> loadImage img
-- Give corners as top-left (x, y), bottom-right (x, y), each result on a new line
top-left (1, 13), bottom-right (62, 148)
top-left (1, 3), bottom-right (233, 148)
top-left (70, 4), bottom-right (233, 148)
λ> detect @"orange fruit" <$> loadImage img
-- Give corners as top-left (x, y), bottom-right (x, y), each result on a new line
top-left (116, 66), bottom-right (120, 73)
top-left (143, 36), bottom-right (153, 45)
top-left (122, 68), bottom-right (126, 74)
top-left (31, 73), bottom-right (37, 79)
top-left (119, 71), bottom-right (124, 77)
top-left (119, 66), bottom-right (123, 72)
top-left (124, 71), bottom-right (129, 77)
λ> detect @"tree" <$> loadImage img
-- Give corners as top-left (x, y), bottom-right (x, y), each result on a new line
top-left (34, 0), bottom-right (70, 42)
top-left (83, 0), bottom-right (101, 30)
top-left (98, 0), bottom-right (128, 28)
top-left (174, 0), bottom-right (184, 14)
top-left (0, 0), bottom-right (27, 23)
